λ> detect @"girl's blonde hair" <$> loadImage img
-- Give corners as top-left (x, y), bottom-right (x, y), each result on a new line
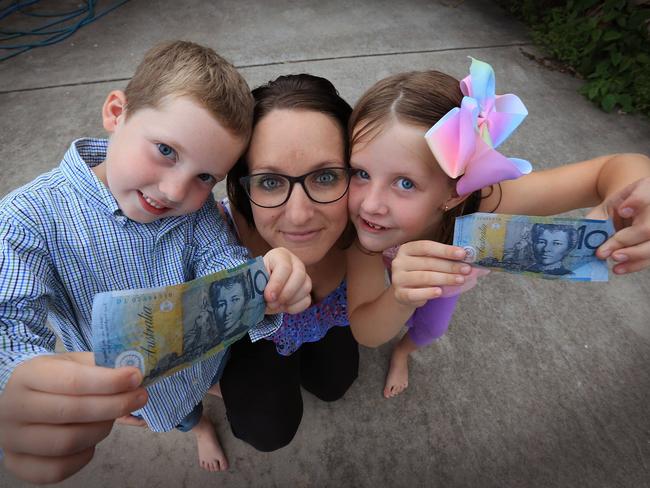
top-left (349, 70), bottom-right (484, 245)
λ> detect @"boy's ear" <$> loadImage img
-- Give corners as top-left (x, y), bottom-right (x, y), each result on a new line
top-left (102, 90), bottom-right (127, 133)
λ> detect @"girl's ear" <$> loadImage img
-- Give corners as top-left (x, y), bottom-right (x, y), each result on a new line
top-left (442, 190), bottom-right (471, 212)
top-left (102, 90), bottom-right (127, 133)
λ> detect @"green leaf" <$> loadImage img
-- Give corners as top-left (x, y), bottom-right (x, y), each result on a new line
top-left (603, 30), bottom-right (623, 42)
top-left (610, 50), bottom-right (623, 66)
top-left (601, 94), bottom-right (618, 112)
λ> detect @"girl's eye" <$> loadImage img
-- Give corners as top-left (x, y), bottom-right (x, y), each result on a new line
top-left (197, 173), bottom-right (216, 184)
top-left (396, 177), bottom-right (415, 190)
top-left (157, 143), bottom-right (176, 159)
top-left (353, 169), bottom-right (370, 180)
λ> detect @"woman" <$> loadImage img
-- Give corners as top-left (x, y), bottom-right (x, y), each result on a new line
top-left (218, 74), bottom-right (357, 452)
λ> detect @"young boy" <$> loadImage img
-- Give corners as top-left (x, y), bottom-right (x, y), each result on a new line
top-left (0, 41), bottom-right (311, 483)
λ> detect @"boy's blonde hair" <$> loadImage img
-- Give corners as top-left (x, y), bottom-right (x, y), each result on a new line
top-left (349, 70), bottom-right (483, 245)
top-left (124, 40), bottom-right (253, 140)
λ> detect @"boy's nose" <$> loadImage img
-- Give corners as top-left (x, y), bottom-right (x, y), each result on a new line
top-left (159, 177), bottom-right (189, 204)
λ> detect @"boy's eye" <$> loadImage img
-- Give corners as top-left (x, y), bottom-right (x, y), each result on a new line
top-left (197, 173), bottom-right (216, 184)
top-left (157, 143), bottom-right (176, 159)
top-left (396, 177), bottom-right (415, 190)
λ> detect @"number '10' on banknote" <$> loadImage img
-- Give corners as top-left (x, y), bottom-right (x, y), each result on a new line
top-left (453, 213), bottom-right (615, 282)
top-left (92, 257), bottom-right (269, 386)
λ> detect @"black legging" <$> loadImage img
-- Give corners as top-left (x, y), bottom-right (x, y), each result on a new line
top-left (220, 326), bottom-right (359, 452)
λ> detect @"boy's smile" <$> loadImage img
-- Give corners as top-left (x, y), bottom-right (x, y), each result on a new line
top-left (93, 92), bottom-right (246, 223)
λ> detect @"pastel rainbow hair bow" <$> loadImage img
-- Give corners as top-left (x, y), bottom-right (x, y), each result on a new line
top-left (424, 57), bottom-right (532, 196)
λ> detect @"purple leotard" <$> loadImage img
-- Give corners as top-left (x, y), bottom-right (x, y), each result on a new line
top-left (383, 246), bottom-right (459, 347)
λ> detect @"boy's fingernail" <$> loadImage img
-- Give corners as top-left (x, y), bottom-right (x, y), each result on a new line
top-left (268, 292), bottom-right (277, 302)
top-left (136, 393), bottom-right (147, 404)
top-left (455, 275), bottom-right (465, 284)
top-left (453, 249), bottom-right (466, 258)
top-left (130, 373), bottom-right (141, 388)
top-left (619, 207), bottom-right (634, 218)
top-left (460, 265), bottom-right (472, 274)
top-left (613, 253), bottom-right (628, 262)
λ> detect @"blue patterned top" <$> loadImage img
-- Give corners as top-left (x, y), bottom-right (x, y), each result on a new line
top-left (221, 199), bottom-right (350, 356)
top-left (0, 139), bottom-right (281, 432)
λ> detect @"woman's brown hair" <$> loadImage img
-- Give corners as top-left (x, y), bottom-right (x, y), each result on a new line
top-left (227, 74), bottom-right (353, 227)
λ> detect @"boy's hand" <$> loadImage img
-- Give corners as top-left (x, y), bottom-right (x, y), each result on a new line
top-left (0, 352), bottom-right (147, 484)
top-left (592, 177), bottom-right (650, 274)
top-left (391, 241), bottom-right (473, 307)
top-left (263, 247), bottom-right (312, 314)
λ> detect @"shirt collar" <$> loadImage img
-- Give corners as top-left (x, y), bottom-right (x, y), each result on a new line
top-left (60, 138), bottom-right (122, 217)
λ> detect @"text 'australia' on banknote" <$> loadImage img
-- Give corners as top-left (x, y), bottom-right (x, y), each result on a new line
top-left (453, 213), bottom-right (614, 282)
top-left (92, 257), bottom-right (268, 385)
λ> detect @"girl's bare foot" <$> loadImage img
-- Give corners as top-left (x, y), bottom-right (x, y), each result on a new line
top-left (193, 414), bottom-right (229, 472)
top-left (383, 347), bottom-right (410, 398)
top-left (207, 382), bottom-right (222, 398)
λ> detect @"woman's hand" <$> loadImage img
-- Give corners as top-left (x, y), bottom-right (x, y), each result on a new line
top-left (390, 241), bottom-right (473, 307)
top-left (592, 177), bottom-right (650, 274)
top-left (263, 247), bottom-right (312, 314)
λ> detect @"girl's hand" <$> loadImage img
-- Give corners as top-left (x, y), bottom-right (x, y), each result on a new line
top-left (390, 240), bottom-right (473, 307)
top-left (263, 247), bottom-right (312, 314)
top-left (592, 177), bottom-right (650, 274)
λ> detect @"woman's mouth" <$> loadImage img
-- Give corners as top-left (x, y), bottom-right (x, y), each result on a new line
top-left (281, 229), bottom-right (320, 243)
top-left (138, 191), bottom-right (171, 215)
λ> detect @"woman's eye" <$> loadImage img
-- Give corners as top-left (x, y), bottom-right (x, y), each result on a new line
top-left (353, 169), bottom-right (370, 180)
top-left (157, 143), bottom-right (176, 159)
top-left (258, 177), bottom-right (286, 191)
top-left (396, 177), bottom-right (415, 190)
top-left (313, 170), bottom-right (338, 185)
top-left (197, 173), bottom-right (216, 184)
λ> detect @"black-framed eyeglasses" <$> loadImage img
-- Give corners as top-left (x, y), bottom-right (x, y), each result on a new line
top-left (239, 167), bottom-right (352, 208)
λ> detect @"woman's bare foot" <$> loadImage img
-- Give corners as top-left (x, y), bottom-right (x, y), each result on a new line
top-left (383, 347), bottom-right (410, 398)
top-left (207, 382), bottom-right (222, 398)
top-left (193, 415), bottom-right (229, 472)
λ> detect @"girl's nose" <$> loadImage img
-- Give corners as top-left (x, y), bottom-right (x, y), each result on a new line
top-left (360, 183), bottom-right (388, 215)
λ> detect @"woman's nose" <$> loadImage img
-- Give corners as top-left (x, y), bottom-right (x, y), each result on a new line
top-left (284, 183), bottom-right (315, 224)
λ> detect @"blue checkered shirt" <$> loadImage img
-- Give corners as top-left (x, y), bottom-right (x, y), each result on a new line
top-left (0, 138), bottom-right (280, 432)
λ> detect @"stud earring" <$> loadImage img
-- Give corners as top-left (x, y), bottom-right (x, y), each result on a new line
top-left (443, 203), bottom-right (450, 212)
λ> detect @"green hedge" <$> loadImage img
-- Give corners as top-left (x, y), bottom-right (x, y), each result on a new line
top-left (497, 0), bottom-right (650, 116)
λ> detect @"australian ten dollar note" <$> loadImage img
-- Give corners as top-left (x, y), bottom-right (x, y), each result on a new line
top-left (453, 213), bottom-right (614, 281)
top-left (92, 257), bottom-right (268, 385)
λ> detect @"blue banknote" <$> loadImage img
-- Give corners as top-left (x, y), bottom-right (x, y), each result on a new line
top-left (453, 213), bottom-right (615, 281)
top-left (92, 257), bottom-right (268, 385)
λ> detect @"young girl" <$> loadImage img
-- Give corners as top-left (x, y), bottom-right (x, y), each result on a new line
top-left (346, 58), bottom-right (650, 398)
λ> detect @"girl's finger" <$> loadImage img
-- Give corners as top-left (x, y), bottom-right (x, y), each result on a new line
top-left (397, 255), bottom-right (472, 274)
top-left (597, 223), bottom-right (650, 259)
top-left (3, 446), bottom-right (96, 485)
top-left (400, 240), bottom-right (467, 260)
top-left (1, 420), bottom-right (114, 457)
top-left (400, 287), bottom-right (442, 304)
top-left (613, 257), bottom-right (650, 274)
top-left (8, 388), bottom-right (148, 425)
top-left (395, 270), bottom-right (465, 288)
